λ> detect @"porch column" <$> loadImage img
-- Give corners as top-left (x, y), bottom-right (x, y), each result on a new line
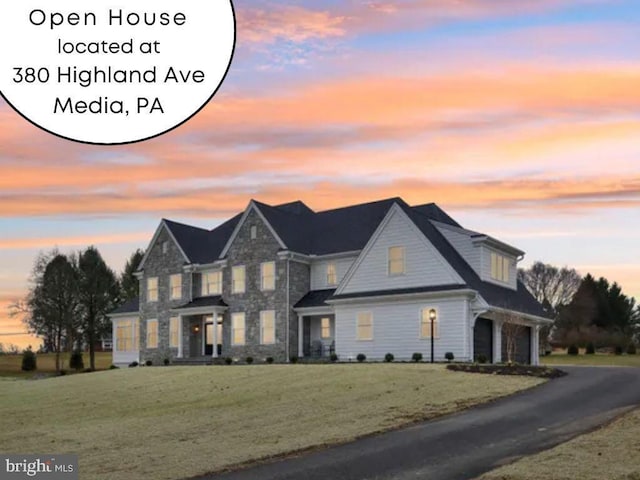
top-left (177, 315), bottom-right (184, 358)
top-left (532, 325), bottom-right (541, 366)
top-left (201, 317), bottom-right (206, 356)
top-left (298, 314), bottom-right (304, 357)
top-left (212, 312), bottom-right (219, 358)
top-left (493, 320), bottom-right (503, 364)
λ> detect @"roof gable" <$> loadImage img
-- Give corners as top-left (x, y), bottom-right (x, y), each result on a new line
top-left (137, 220), bottom-right (190, 271)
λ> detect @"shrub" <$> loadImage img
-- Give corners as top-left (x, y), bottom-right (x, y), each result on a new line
top-left (266, 357), bottom-right (274, 364)
top-left (69, 351), bottom-right (84, 371)
top-left (445, 352), bottom-right (455, 362)
top-left (145, 360), bottom-right (153, 366)
top-left (412, 352), bottom-right (423, 363)
top-left (384, 353), bottom-right (394, 363)
top-left (109, 364), bottom-right (119, 370)
top-left (627, 344), bottom-right (637, 355)
top-left (246, 356), bottom-right (254, 364)
top-left (224, 357), bottom-right (233, 365)
top-left (356, 353), bottom-right (366, 363)
top-left (585, 342), bottom-right (595, 354)
top-left (21, 349), bottom-right (36, 372)
top-left (128, 361), bottom-right (139, 368)
top-left (567, 344), bottom-right (579, 356)
top-left (59, 369), bottom-right (67, 376)
top-left (614, 345), bottom-right (624, 356)
top-left (330, 353), bottom-right (338, 363)
top-left (289, 356), bottom-right (299, 364)
top-left (476, 354), bottom-right (488, 364)
top-left (163, 358), bottom-right (170, 366)
top-left (84, 368), bottom-right (93, 373)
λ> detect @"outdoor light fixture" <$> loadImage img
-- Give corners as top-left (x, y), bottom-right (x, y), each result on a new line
top-left (429, 309), bottom-right (437, 364)
top-left (194, 325), bottom-right (200, 333)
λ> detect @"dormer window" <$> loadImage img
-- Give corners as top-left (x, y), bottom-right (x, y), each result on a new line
top-left (327, 263), bottom-right (337, 286)
top-left (490, 252), bottom-right (510, 283)
top-left (388, 246), bottom-right (405, 276)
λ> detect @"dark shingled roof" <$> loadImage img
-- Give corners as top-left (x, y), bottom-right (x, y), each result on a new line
top-left (294, 289), bottom-right (336, 308)
top-left (173, 296), bottom-right (227, 310)
top-left (110, 297), bottom-right (139, 315)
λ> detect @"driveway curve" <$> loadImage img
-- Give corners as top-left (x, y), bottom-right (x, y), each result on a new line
top-left (194, 366), bottom-right (640, 480)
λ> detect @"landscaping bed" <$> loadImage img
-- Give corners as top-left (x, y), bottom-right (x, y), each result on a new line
top-left (447, 363), bottom-right (566, 378)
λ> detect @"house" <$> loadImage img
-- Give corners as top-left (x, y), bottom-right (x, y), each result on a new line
top-left (108, 197), bottom-right (551, 366)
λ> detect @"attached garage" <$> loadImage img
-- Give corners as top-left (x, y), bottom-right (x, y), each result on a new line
top-left (473, 318), bottom-right (493, 362)
top-left (501, 325), bottom-right (532, 364)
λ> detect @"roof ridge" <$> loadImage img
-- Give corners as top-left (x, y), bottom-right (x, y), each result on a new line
top-left (315, 196), bottom-right (405, 215)
top-left (163, 218), bottom-right (211, 233)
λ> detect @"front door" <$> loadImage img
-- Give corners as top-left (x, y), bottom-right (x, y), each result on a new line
top-left (205, 321), bottom-right (223, 356)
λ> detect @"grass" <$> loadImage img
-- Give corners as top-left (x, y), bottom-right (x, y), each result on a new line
top-left (0, 352), bottom-right (113, 377)
top-left (479, 408), bottom-right (640, 480)
top-left (541, 352), bottom-right (640, 367)
top-left (0, 364), bottom-right (544, 480)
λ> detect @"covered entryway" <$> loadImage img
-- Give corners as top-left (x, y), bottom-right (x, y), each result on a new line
top-left (473, 318), bottom-right (493, 362)
top-left (501, 325), bottom-right (532, 364)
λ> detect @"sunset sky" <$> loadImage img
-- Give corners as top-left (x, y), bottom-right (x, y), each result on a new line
top-left (2, 0), bottom-right (639, 349)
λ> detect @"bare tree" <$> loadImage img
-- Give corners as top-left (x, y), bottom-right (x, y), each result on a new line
top-left (502, 321), bottom-right (524, 364)
top-left (518, 262), bottom-right (581, 317)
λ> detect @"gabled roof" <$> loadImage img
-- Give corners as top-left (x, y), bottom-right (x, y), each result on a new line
top-left (294, 289), bottom-right (336, 308)
top-left (173, 296), bottom-right (227, 310)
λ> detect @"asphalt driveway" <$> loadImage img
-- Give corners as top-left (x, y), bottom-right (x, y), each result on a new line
top-left (195, 366), bottom-right (640, 480)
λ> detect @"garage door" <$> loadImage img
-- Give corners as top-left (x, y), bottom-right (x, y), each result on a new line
top-left (473, 318), bottom-right (493, 362)
top-left (501, 326), bottom-right (531, 364)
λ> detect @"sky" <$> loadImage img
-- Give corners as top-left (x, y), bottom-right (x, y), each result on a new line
top-left (2, 0), bottom-right (639, 349)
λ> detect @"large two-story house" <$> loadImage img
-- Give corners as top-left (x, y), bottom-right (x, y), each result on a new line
top-left (109, 197), bottom-right (550, 366)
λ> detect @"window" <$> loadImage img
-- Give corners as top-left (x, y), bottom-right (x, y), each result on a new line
top-left (147, 277), bottom-right (158, 302)
top-left (388, 246), bottom-right (405, 275)
top-left (202, 271), bottom-right (222, 296)
top-left (261, 262), bottom-right (276, 291)
top-left (116, 320), bottom-right (134, 352)
top-left (326, 263), bottom-right (337, 286)
top-left (420, 308), bottom-right (439, 338)
top-left (321, 317), bottom-right (331, 339)
top-left (260, 310), bottom-right (276, 345)
top-left (356, 312), bottom-right (373, 340)
top-left (170, 274), bottom-right (182, 300)
top-left (146, 319), bottom-right (158, 349)
top-left (490, 252), bottom-right (510, 283)
top-left (169, 317), bottom-right (180, 348)
top-left (232, 313), bottom-right (245, 345)
top-left (232, 266), bottom-right (246, 294)
top-left (162, 241), bottom-right (169, 254)
top-left (250, 225), bottom-right (257, 239)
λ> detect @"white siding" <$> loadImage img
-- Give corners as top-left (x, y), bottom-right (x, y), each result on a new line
top-left (335, 297), bottom-right (470, 361)
top-left (310, 256), bottom-right (357, 290)
top-left (480, 246), bottom-right (518, 290)
top-left (340, 209), bottom-right (463, 294)
top-left (436, 224), bottom-right (482, 275)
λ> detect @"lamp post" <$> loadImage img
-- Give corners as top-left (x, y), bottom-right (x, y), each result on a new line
top-left (429, 309), bottom-right (437, 364)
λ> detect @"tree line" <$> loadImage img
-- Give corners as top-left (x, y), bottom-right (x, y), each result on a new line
top-left (519, 262), bottom-right (640, 351)
top-left (11, 247), bottom-right (144, 372)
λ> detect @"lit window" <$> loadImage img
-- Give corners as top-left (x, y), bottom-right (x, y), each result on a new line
top-left (170, 274), bottom-right (182, 300)
top-left (326, 263), bottom-right (337, 286)
top-left (356, 312), bottom-right (373, 341)
top-left (146, 319), bottom-right (158, 349)
top-left (169, 317), bottom-right (180, 348)
top-left (490, 252), bottom-right (510, 283)
top-left (232, 266), bottom-right (246, 294)
top-left (261, 262), bottom-right (276, 291)
top-left (116, 320), bottom-right (134, 352)
top-left (420, 308), bottom-right (439, 338)
top-left (250, 225), bottom-right (257, 239)
top-left (321, 317), bottom-right (331, 339)
top-left (388, 246), bottom-right (405, 275)
top-left (147, 277), bottom-right (158, 302)
top-left (232, 313), bottom-right (245, 345)
top-left (202, 271), bottom-right (222, 296)
top-left (260, 310), bottom-right (276, 344)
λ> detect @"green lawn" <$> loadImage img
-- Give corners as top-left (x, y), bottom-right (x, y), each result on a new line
top-left (480, 407), bottom-right (640, 480)
top-left (0, 364), bottom-right (544, 480)
top-left (0, 352), bottom-right (113, 377)
top-left (541, 352), bottom-right (640, 367)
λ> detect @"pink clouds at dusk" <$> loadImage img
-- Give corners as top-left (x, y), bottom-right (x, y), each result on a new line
top-left (1, 0), bottom-right (639, 347)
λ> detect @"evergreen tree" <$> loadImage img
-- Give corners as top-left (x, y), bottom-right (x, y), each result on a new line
top-left (120, 249), bottom-right (144, 301)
